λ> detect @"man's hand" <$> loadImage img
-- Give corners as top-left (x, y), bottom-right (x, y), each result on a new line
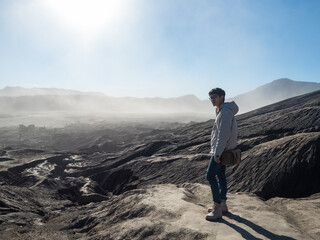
top-left (214, 156), bottom-right (221, 163)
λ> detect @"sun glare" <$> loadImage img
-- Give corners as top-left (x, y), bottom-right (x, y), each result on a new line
top-left (42, 0), bottom-right (125, 39)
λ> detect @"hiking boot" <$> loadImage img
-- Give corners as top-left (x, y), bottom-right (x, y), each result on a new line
top-left (208, 200), bottom-right (228, 214)
top-left (205, 202), bottom-right (222, 221)
top-left (220, 200), bottom-right (228, 213)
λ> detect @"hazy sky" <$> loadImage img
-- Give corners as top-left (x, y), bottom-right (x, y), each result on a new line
top-left (0, 0), bottom-right (319, 99)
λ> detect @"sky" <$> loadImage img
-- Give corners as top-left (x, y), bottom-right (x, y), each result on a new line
top-left (0, 0), bottom-right (319, 100)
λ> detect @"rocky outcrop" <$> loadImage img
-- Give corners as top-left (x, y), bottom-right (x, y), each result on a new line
top-left (228, 132), bottom-right (320, 199)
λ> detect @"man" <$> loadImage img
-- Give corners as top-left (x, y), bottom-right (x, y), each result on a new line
top-left (205, 88), bottom-right (239, 221)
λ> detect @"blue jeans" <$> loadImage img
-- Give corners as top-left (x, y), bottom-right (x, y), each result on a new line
top-left (206, 155), bottom-right (227, 203)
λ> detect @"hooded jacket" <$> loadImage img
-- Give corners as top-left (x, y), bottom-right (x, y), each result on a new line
top-left (210, 101), bottom-right (239, 156)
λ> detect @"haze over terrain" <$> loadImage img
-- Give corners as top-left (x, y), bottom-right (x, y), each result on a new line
top-left (0, 90), bottom-right (319, 239)
top-left (1, 78), bottom-right (319, 128)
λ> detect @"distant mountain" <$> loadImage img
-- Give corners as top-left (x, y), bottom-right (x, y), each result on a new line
top-left (1, 78), bottom-right (319, 117)
top-left (0, 89), bottom-right (210, 116)
top-left (228, 78), bottom-right (320, 113)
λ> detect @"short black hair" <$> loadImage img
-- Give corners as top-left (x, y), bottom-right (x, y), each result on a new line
top-left (208, 88), bottom-right (225, 97)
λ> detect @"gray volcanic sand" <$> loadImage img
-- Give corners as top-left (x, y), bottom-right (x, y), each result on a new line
top-left (0, 90), bottom-right (320, 239)
top-left (0, 148), bottom-right (56, 171)
top-left (1, 184), bottom-right (319, 239)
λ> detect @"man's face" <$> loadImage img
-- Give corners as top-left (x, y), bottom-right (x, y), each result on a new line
top-left (209, 94), bottom-right (224, 107)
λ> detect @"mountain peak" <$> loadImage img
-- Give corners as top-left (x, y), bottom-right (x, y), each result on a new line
top-left (272, 78), bottom-right (293, 83)
top-left (177, 94), bottom-right (200, 101)
top-left (229, 79), bottom-right (320, 114)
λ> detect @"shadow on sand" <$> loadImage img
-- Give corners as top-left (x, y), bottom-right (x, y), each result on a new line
top-left (209, 212), bottom-right (297, 240)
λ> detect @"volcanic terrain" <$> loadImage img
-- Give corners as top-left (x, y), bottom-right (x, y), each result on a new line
top-left (0, 90), bottom-right (319, 239)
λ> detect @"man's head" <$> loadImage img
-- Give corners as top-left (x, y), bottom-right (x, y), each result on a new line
top-left (209, 88), bottom-right (225, 108)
